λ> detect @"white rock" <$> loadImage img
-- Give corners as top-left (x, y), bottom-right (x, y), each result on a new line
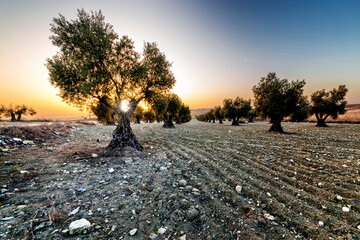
top-left (68, 207), bottom-right (80, 216)
top-left (20, 170), bottom-right (29, 174)
top-left (264, 213), bottom-right (275, 221)
top-left (342, 164), bottom-right (347, 168)
top-left (159, 166), bottom-right (167, 171)
top-left (267, 192), bottom-right (272, 197)
top-left (317, 182), bottom-right (324, 187)
top-left (342, 206), bottom-right (350, 212)
top-left (69, 218), bottom-right (91, 235)
top-left (91, 153), bottom-right (98, 158)
top-left (336, 195), bottom-right (343, 201)
top-left (235, 185), bottom-right (242, 193)
top-left (13, 138), bottom-right (22, 142)
top-left (179, 179), bottom-right (187, 187)
top-left (158, 227), bottom-right (166, 234)
top-left (179, 235), bottom-right (187, 240)
top-left (129, 228), bottom-right (137, 236)
top-left (23, 140), bottom-right (34, 145)
top-left (109, 168), bottom-right (115, 173)
top-left (149, 233), bottom-right (158, 239)
top-left (357, 225), bottom-right (360, 230)
top-left (318, 221), bottom-right (324, 226)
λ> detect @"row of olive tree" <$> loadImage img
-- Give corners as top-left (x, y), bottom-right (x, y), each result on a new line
top-left (196, 98), bottom-right (255, 125)
top-left (253, 73), bottom-right (347, 132)
top-left (196, 73), bottom-right (348, 132)
top-left (0, 104), bottom-right (36, 121)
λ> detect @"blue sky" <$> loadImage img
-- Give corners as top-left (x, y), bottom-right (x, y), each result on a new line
top-left (0, 0), bottom-right (359, 116)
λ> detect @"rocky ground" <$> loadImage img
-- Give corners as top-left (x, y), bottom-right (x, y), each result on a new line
top-left (0, 120), bottom-right (360, 239)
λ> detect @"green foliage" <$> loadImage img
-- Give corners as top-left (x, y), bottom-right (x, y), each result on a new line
top-left (133, 106), bottom-right (144, 123)
top-left (46, 9), bottom-right (175, 117)
top-left (252, 72), bottom-right (308, 123)
top-left (178, 104), bottom-right (192, 123)
top-left (91, 97), bottom-right (117, 125)
top-left (213, 106), bottom-right (224, 121)
top-left (143, 109), bottom-right (156, 123)
top-left (310, 85), bottom-right (348, 125)
top-left (222, 97), bottom-right (251, 124)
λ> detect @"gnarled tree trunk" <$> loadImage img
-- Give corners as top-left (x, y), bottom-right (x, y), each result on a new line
top-left (219, 119), bottom-right (223, 124)
top-left (315, 114), bottom-right (328, 127)
top-left (108, 114), bottom-right (142, 151)
top-left (176, 118), bottom-right (182, 124)
top-left (10, 113), bottom-right (16, 122)
top-left (269, 118), bottom-right (284, 133)
top-left (163, 117), bottom-right (175, 128)
top-left (231, 118), bottom-right (239, 126)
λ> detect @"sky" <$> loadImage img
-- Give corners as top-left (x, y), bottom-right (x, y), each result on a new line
top-left (0, 0), bottom-right (359, 118)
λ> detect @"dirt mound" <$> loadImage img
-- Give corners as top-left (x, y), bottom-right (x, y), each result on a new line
top-left (0, 123), bottom-right (72, 143)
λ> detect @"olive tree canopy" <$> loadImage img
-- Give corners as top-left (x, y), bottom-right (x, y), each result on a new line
top-left (46, 9), bottom-right (175, 150)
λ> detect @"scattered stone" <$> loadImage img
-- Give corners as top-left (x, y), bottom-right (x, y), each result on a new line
top-left (357, 225), bottom-right (360, 230)
top-left (1, 148), bottom-right (8, 152)
top-left (317, 182), bottom-right (324, 187)
top-left (20, 170), bottom-right (29, 174)
top-left (158, 227), bottom-right (166, 235)
top-left (69, 207), bottom-right (80, 216)
top-left (13, 138), bottom-right (22, 142)
top-left (318, 221), bottom-right (324, 226)
top-left (16, 205), bottom-right (27, 210)
top-left (342, 206), bottom-right (350, 212)
top-left (4, 161), bottom-right (15, 166)
top-left (23, 140), bottom-right (34, 145)
top-left (179, 235), bottom-right (187, 240)
top-left (186, 206), bottom-right (199, 220)
top-left (129, 228), bottom-right (137, 236)
top-left (235, 185), bottom-right (242, 193)
top-left (67, 189), bottom-right (76, 196)
top-left (46, 147), bottom-right (54, 152)
top-left (149, 233), bottom-right (158, 239)
top-left (109, 168), bottom-right (115, 173)
top-left (185, 185), bottom-right (193, 192)
top-left (179, 179), bottom-right (187, 187)
top-left (264, 213), bottom-right (275, 221)
top-left (125, 158), bottom-right (133, 164)
top-left (336, 195), bottom-right (343, 201)
top-left (69, 218), bottom-right (91, 235)
top-left (342, 164), bottom-right (347, 168)
top-left (76, 188), bottom-right (86, 192)
top-left (62, 229), bottom-right (69, 234)
top-left (92, 153), bottom-right (98, 158)
top-left (159, 166), bottom-right (167, 171)
top-left (169, 193), bottom-right (177, 200)
top-left (34, 222), bottom-right (46, 231)
top-left (95, 225), bottom-right (102, 230)
top-left (173, 169), bottom-right (181, 175)
top-left (267, 192), bottom-right (272, 197)
top-left (104, 219), bottom-right (109, 223)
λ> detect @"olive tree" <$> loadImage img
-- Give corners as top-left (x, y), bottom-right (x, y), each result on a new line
top-left (176, 104), bottom-right (191, 124)
top-left (143, 109), bottom-right (156, 123)
top-left (310, 85), bottom-right (348, 127)
top-left (0, 104), bottom-right (36, 121)
top-left (153, 94), bottom-right (181, 128)
top-left (46, 9), bottom-right (175, 151)
top-left (132, 106), bottom-right (144, 124)
top-left (223, 97), bottom-right (251, 126)
top-left (252, 72), bottom-right (308, 132)
top-left (213, 106), bottom-right (224, 124)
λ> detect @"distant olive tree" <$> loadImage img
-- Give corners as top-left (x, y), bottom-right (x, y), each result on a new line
top-left (143, 109), bottom-right (156, 123)
top-left (311, 85), bottom-right (348, 127)
top-left (0, 104), bottom-right (36, 121)
top-left (253, 72), bottom-right (308, 132)
top-left (213, 106), bottom-right (224, 124)
top-left (132, 106), bottom-right (144, 124)
top-left (223, 97), bottom-right (251, 126)
top-left (46, 9), bottom-right (175, 151)
top-left (153, 94), bottom-right (181, 128)
top-left (176, 104), bottom-right (191, 124)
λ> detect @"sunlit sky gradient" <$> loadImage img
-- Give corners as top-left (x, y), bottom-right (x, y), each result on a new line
top-left (1, 0), bottom-right (359, 118)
